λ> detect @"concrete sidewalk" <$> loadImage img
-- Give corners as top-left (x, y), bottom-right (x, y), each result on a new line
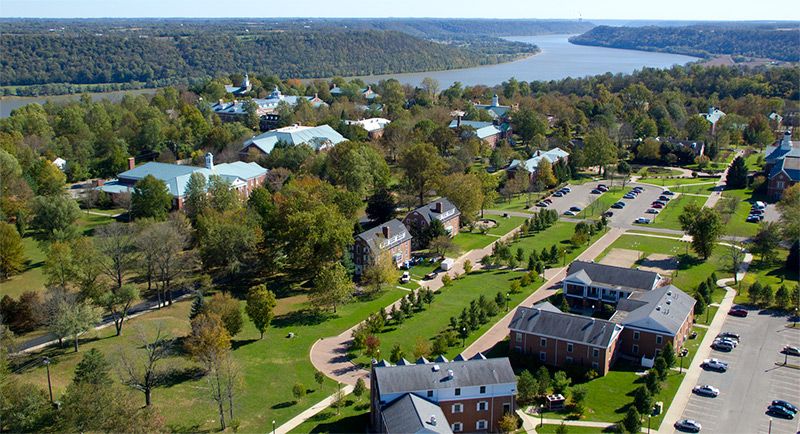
top-left (275, 384), bottom-right (355, 434)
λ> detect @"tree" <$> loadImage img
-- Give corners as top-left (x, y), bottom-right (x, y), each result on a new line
top-left (636, 137), bottom-right (661, 161)
top-left (679, 204), bottom-right (722, 259)
top-left (535, 366), bottom-right (551, 396)
top-left (517, 369), bottom-right (538, 404)
top-left (325, 141), bottom-right (390, 197)
top-left (245, 284), bottom-right (277, 339)
top-left (353, 377), bottom-right (367, 401)
top-left (751, 222), bottom-right (781, 265)
top-left (537, 159), bottom-right (558, 188)
top-left (777, 184), bottom-right (800, 240)
top-left (748, 281), bottom-right (763, 305)
top-left (311, 262), bottom-right (353, 313)
top-left (633, 386), bottom-right (653, 415)
top-left (363, 251), bottom-right (398, 294)
top-left (153, 218), bottom-right (192, 306)
top-left (207, 292), bottom-right (243, 338)
top-left (584, 129), bottom-right (617, 175)
top-left (184, 172), bottom-right (208, 220)
top-left (724, 241), bottom-right (747, 285)
top-left (498, 412), bottom-right (518, 433)
top-left (96, 284), bottom-right (138, 336)
top-left (413, 336), bottom-right (431, 359)
top-left (662, 342), bottom-right (676, 368)
top-left (552, 371), bottom-right (571, 394)
top-left (399, 142), bottom-right (445, 205)
top-left (473, 169), bottom-right (500, 218)
top-left (95, 223), bottom-right (136, 289)
top-left (119, 325), bottom-right (171, 406)
top-left (726, 156), bottom-right (748, 189)
top-left (73, 348), bottom-right (112, 386)
top-left (292, 383), bottom-right (306, 402)
top-left (514, 108), bottom-right (547, 143)
top-left (622, 407), bottom-right (642, 434)
top-left (131, 175), bottom-right (171, 220)
top-left (555, 422), bottom-right (569, 434)
top-left (332, 383), bottom-right (347, 415)
top-left (775, 285), bottom-right (791, 310)
top-left (207, 175), bottom-right (240, 213)
top-left (463, 259), bottom-right (473, 274)
top-left (31, 194), bottom-right (81, 240)
top-left (48, 297), bottom-right (99, 352)
top-left (314, 370), bottom-right (325, 389)
top-left (366, 188), bottom-right (397, 222)
top-left (0, 380), bottom-right (55, 433)
top-left (430, 235), bottom-right (457, 258)
top-left (654, 357), bottom-right (668, 381)
top-left (197, 209), bottom-right (259, 275)
top-left (437, 173), bottom-right (483, 223)
top-left (0, 222), bottom-right (25, 279)
top-left (685, 115), bottom-right (710, 141)
top-left (185, 312), bottom-right (232, 369)
top-left (571, 384), bottom-right (588, 416)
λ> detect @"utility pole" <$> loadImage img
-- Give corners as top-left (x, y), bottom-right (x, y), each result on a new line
top-left (43, 357), bottom-right (53, 404)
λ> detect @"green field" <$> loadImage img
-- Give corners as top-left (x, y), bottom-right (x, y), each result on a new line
top-left (536, 423), bottom-right (617, 433)
top-left (453, 216), bottom-right (526, 252)
top-left (637, 194), bottom-right (706, 231)
top-left (734, 248), bottom-right (798, 305)
top-left (717, 187), bottom-right (765, 238)
top-left (13, 287), bottom-right (407, 433)
top-left (668, 182), bottom-right (717, 196)
top-left (351, 268), bottom-right (541, 367)
top-left (576, 187), bottom-right (629, 219)
top-left (290, 395), bottom-right (369, 434)
top-left (492, 193), bottom-right (543, 212)
top-left (513, 221), bottom-right (605, 267)
top-left (639, 177), bottom-right (719, 187)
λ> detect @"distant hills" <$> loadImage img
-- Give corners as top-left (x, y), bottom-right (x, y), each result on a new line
top-left (570, 23), bottom-right (800, 62)
top-left (0, 18), bottom-right (594, 93)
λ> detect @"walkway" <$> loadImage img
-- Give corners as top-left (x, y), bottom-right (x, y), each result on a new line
top-left (703, 149), bottom-right (744, 209)
top-left (275, 385), bottom-right (355, 434)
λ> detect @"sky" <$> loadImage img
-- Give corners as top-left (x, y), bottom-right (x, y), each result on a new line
top-left (2, 0), bottom-right (800, 21)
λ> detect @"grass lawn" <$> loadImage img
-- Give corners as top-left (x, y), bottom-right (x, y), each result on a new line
top-left (744, 152), bottom-right (764, 171)
top-left (536, 423), bottom-right (617, 433)
top-left (597, 235), bottom-right (731, 291)
top-left (453, 216), bottom-right (526, 252)
top-left (683, 326), bottom-right (709, 365)
top-left (351, 268), bottom-right (542, 367)
top-left (576, 187), bottom-right (629, 219)
top-left (290, 396), bottom-right (369, 434)
top-left (624, 230), bottom-right (681, 239)
top-left (695, 306), bottom-right (719, 326)
top-left (668, 182), bottom-right (717, 196)
top-left (13, 287), bottom-right (407, 433)
top-left (717, 187), bottom-right (764, 238)
top-left (513, 221), bottom-right (605, 266)
top-left (492, 193), bottom-right (543, 212)
top-left (639, 194), bottom-right (706, 231)
top-left (639, 177), bottom-right (719, 187)
top-left (734, 248), bottom-right (798, 305)
top-left (542, 366), bottom-right (684, 427)
top-left (637, 167), bottom-right (684, 178)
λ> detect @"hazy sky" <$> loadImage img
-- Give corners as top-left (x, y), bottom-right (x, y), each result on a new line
top-left (2, 0), bottom-right (799, 20)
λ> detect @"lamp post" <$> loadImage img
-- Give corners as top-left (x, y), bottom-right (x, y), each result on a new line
top-left (647, 413), bottom-right (652, 434)
top-left (539, 404), bottom-right (544, 428)
top-left (461, 327), bottom-right (466, 347)
top-left (679, 351), bottom-right (685, 373)
top-left (272, 420), bottom-right (276, 434)
top-left (706, 303), bottom-right (710, 324)
top-left (794, 308), bottom-right (798, 328)
top-left (768, 417), bottom-right (772, 434)
top-left (43, 357), bottom-right (53, 404)
top-left (506, 293), bottom-right (510, 312)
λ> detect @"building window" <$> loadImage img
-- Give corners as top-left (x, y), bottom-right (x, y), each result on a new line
top-left (593, 348), bottom-right (599, 358)
top-left (515, 332), bottom-right (523, 343)
top-left (567, 343), bottom-right (573, 353)
top-left (503, 403), bottom-right (511, 414)
top-left (656, 335), bottom-right (663, 345)
top-left (566, 356), bottom-right (573, 364)
top-left (477, 401), bottom-right (489, 411)
top-left (455, 388), bottom-right (461, 396)
top-left (540, 337), bottom-right (547, 347)
top-left (539, 351), bottom-right (546, 362)
top-left (632, 345), bottom-right (639, 355)
top-left (480, 386), bottom-right (486, 394)
top-left (476, 420), bottom-right (488, 430)
top-left (452, 403), bottom-right (463, 413)
top-left (427, 390), bottom-right (433, 398)
top-left (592, 361), bottom-right (599, 369)
top-left (633, 331), bottom-right (640, 341)
top-left (452, 422), bottom-right (463, 432)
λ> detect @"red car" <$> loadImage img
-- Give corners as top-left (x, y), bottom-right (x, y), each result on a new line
top-left (729, 308), bottom-right (748, 317)
top-left (651, 203), bottom-right (664, 209)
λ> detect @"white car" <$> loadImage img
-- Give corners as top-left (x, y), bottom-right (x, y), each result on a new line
top-left (675, 419), bottom-right (702, 432)
top-left (634, 217), bottom-right (652, 224)
top-left (400, 271), bottom-right (410, 283)
top-left (693, 384), bottom-right (720, 397)
top-left (715, 337), bottom-right (738, 347)
top-left (701, 358), bottom-right (729, 372)
top-left (564, 210), bottom-right (577, 216)
top-left (645, 208), bottom-right (660, 214)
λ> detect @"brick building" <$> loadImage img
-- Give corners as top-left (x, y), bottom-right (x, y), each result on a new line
top-left (353, 219), bottom-right (412, 276)
top-left (562, 261), bottom-right (661, 306)
top-left (765, 131), bottom-right (799, 200)
top-left (403, 198), bottom-right (461, 249)
top-left (370, 356), bottom-right (517, 433)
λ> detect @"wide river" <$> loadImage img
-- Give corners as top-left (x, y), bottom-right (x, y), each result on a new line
top-left (0, 34), bottom-right (698, 118)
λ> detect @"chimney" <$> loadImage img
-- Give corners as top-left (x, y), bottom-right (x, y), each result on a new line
top-left (492, 94), bottom-right (499, 107)
top-left (457, 114), bottom-right (461, 128)
top-left (205, 152), bottom-right (214, 170)
top-left (127, 157), bottom-right (135, 171)
top-left (382, 225), bottom-right (390, 238)
top-left (781, 131), bottom-right (792, 149)
top-left (434, 202), bottom-right (443, 213)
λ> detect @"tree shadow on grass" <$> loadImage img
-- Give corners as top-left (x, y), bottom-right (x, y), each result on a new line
top-left (161, 366), bottom-right (205, 388)
top-left (167, 423), bottom-right (208, 433)
top-left (231, 338), bottom-right (259, 350)
top-left (306, 412), bottom-right (369, 433)
top-left (272, 309), bottom-right (334, 328)
top-left (272, 401), bottom-right (295, 409)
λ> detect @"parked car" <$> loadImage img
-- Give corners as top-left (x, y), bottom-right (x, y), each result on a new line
top-left (753, 201), bottom-right (767, 210)
top-left (729, 308), bottom-right (748, 317)
top-left (562, 187), bottom-right (572, 192)
top-left (712, 340), bottom-right (735, 352)
top-left (717, 332), bottom-right (740, 341)
top-left (635, 217), bottom-right (652, 224)
top-left (767, 405), bottom-right (795, 419)
top-left (536, 202), bottom-right (548, 207)
top-left (651, 203), bottom-right (665, 209)
top-left (597, 184), bottom-right (607, 189)
top-left (564, 210), bottom-right (577, 216)
top-left (658, 195), bottom-right (671, 201)
top-left (693, 385), bottom-right (720, 397)
top-left (591, 189), bottom-right (602, 194)
top-left (746, 214), bottom-right (764, 223)
top-left (569, 206), bottom-right (582, 212)
top-left (543, 198), bottom-right (553, 204)
top-left (611, 202), bottom-right (625, 209)
top-left (624, 194), bottom-right (637, 199)
top-left (783, 345), bottom-right (800, 356)
top-left (674, 419), bottom-right (702, 432)
top-left (716, 337), bottom-right (738, 347)
top-left (553, 191), bottom-right (563, 197)
top-left (646, 208), bottom-right (660, 214)
top-left (701, 358), bottom-right (729, 372)
top-left (603, 211), bottom-right (614, 217)
top-left (772, 400), bottom-right (799, 414)
top-left (663, 190), bottom-right (675, 195)
top-left (749, 208), bottom-right (765, 215)
top-left (400, 271), bottom-right (410, 283)
top-left (424, 271), bottom-right (438, 280)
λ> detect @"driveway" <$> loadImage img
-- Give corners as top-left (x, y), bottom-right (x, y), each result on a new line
top-left (672, 311), bottom-right (800, 434)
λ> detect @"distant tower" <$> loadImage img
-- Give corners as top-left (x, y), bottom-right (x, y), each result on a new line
top-left (205, 152), bottom-right (214, 170)
top-left (243, 73), bottom-right (251, 91)
top-left (492, 94), bottom-right (500, 107)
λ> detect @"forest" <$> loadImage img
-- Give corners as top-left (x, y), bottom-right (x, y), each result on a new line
top-left (570, 23), bottom-right (800, 62)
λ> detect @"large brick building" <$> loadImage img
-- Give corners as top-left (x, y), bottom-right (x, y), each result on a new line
top-left (403, 198), bottom-right (461, 249)
top-left (508, 302), bottom-right (623, 375)
top-left (562, 261), bottom-right (661, 306)
top-left (765, 131), bottom-right (799, 200)
top-left (353, 219), bottom-right (412, 276)
top-left (370, 356), bottom-right (517, 433)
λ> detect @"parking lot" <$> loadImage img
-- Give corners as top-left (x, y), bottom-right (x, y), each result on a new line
top-left (604, 182), bottom-right (668, 229)
top-left (538, 181), bottom-right (605, 216)
top-left (673, 310), bottom-right (800, 434)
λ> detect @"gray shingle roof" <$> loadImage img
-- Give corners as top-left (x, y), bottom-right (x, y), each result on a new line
top-left (509, 303), bottom-right (622, 348)
top-left (408, 198), bottom-right (460, 225)
top-left (769, 155), bottom-right (800, 182)
top-left (381, 393), bottom-right (452, 434)
top-left (565, 261), bottom-right (660, 293)
top-left (373, 358), bottom-right (515, 395)
top-left (243, 124), bottom-right (347, 154)
top-left (356, 219), bottom-right (411, 254)
top-left (612, 285), bottom-right (695, 335)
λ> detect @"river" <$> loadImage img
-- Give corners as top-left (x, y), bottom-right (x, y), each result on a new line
top-left (0, 34), bottom-right (698, 118)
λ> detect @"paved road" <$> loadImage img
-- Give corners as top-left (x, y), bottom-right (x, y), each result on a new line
top-left (538, 181), bottom-right (606, 216)
top-left (672, 311), bottom-right (800, 434)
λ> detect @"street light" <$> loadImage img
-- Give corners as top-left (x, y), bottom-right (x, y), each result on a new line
top-left (647, 413), bottom-right (652, 434)
top-left (539, 404), bottom-right (544, 428)
top-left (272, 420), bottom-right (276, 434)
top-left (768, 417), bottom-right (772, 434)
top-left (679, 351), bottom-right (685, 373)
top-left (462, 327), bottom-right (467, 347)
top-left (506, 293), bottom-right (510, 312)
top-left (43, 357), bottom-right (53, 404)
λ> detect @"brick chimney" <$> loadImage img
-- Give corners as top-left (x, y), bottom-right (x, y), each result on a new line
top-left (127, 157), bottom-right (135, 171)
top-left (434, 202), bottom-right (443, 212)
top-left (382, 225), bottom-right (390, 238)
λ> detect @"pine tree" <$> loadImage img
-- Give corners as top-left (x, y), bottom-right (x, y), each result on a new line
top-left (189, 292), bottom-right (206, 320)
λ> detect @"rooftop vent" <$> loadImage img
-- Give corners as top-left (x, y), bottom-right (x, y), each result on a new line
top-left (666, 300), bottom-right (672, 305)
top-left (432, 364), bottom-right (440, 372)
top-left (667, 290), bottom-right (672, 296)
top-left (447, 369), bottom-right (454, 379)
top-left (429, 415), bottom-right (437, 426)
top-left (656, 306), bottom-right (661, 311)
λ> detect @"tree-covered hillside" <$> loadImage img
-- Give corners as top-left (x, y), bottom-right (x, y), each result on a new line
top-left (570, 24), bottom-right (800, 62)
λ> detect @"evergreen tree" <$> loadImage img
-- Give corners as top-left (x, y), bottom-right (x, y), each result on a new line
top-left (726, 156), bottom-right (748, 189)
